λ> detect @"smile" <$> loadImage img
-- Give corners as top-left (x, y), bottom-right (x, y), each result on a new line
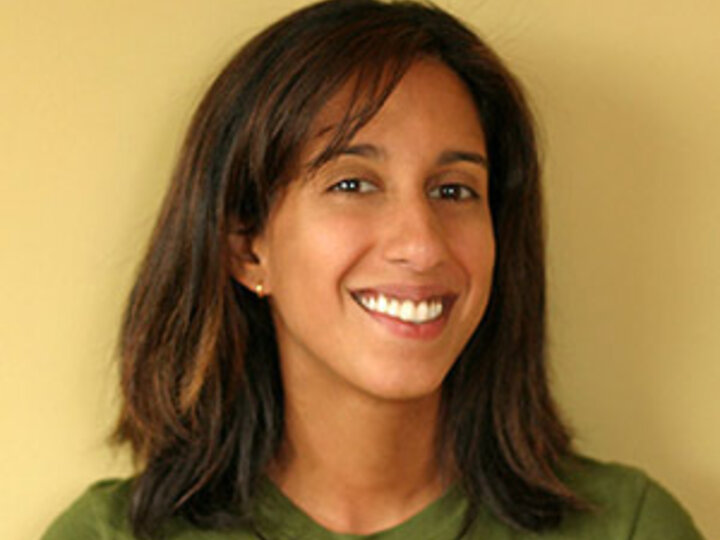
top-left (352, 292), bottom-right (445, 324)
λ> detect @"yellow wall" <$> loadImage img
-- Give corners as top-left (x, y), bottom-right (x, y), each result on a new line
top-left (1, 1), bottom-right (717, 538)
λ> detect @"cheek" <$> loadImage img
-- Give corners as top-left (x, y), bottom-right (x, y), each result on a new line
top-left (448, 216), bottom-right (496, 283)
top-left (266, 206), bottom-right (369, 300)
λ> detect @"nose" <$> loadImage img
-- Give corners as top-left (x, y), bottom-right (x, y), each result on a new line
top-left (381, 195), bottom-right (449, 272)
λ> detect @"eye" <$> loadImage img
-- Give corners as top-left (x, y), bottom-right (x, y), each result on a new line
top-left (328, 178), bottom-right (378, 194)
top-left (428, 183), bottom-right (479, 201)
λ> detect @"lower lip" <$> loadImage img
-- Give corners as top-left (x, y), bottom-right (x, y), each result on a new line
top-left (356, 301), bottom-right (452, 340)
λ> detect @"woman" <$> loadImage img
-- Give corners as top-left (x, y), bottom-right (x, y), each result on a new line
top-left (43, 1), bottom-right (702, 538)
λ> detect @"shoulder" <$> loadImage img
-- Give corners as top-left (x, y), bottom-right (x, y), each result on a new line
top-left (555, 455), bottom-right (704, 539)
top-left (41, 479), bottom-right (260, 540)
top-left (42, 479), bottom-right (133, 539)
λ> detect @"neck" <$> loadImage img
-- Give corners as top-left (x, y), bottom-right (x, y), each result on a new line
top-left (268, 372), bottom-right (451, 534)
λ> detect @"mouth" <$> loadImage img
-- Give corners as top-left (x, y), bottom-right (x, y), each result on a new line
top-left (350, 289), bottom-right (455, 326)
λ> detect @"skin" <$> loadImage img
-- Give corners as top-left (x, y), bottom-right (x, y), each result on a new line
top-left (231, 59), bottom-right (495, 534)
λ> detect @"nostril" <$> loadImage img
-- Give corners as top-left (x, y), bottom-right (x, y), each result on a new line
top-left (382, 210), bottom-right (448, 270)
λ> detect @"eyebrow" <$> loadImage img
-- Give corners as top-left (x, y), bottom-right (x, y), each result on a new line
top-left (437, 149), bottom-right (487, 168)
top-left (336, 144), bottom-right (488, 169)
top-left (338, 144), bottom-right (385, 160)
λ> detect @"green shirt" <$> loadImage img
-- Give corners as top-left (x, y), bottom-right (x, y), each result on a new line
top-left (42, 457), bottom-right (704, 539)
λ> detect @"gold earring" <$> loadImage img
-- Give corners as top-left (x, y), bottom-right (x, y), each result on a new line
top-left (254, 283), bottom-right (264, 297)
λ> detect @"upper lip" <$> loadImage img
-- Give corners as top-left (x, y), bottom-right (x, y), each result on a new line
top-left (349, 284), bottom-right (457, 302)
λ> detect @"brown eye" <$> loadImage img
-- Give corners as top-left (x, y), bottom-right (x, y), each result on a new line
top-left (328, 178), bottom-right (378, 194)
top-left (428, 183), bottom-right (478, 201)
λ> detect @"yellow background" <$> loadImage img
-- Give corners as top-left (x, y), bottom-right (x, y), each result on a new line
top-left (1, 1), bottom-right (718, 538)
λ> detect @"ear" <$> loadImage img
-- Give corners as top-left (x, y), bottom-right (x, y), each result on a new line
top-left (227, 225), bottom-right (270, 296)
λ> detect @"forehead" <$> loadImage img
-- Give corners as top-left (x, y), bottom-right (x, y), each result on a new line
top-left (303, 59), bottom-right (484, 163)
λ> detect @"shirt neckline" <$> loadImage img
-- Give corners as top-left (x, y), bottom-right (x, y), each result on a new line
top-left (253, 478), bottom-right (469, 539)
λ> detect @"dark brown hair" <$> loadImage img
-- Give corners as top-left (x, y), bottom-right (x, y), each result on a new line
top-left (116, 0), bottom-right (583, 536)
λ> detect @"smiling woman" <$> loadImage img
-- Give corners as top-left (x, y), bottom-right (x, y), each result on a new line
top-left (233, 59), bottom-right (496, 405)
top-left (42, 1), bottom-right (703, 539)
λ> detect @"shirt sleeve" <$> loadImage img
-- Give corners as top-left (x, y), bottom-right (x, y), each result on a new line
top-left (41, 480), bottom-right (132, 540)
top-left (41, 492), bottom-right (104, 540)
top-left (630, 478), bottom-right (705, 540)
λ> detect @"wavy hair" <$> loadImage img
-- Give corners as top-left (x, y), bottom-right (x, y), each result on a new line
top-left (115, 0), bottom-right (584, 536)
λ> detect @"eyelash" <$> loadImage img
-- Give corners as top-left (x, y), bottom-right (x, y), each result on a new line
top-left (428, 184), bottom-right (479, 201)
top-left (328, 178), bottom-right (378, 194)
top-left (328, 178), bottom-right (479, 201)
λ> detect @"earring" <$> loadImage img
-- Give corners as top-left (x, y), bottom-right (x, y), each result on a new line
top-left (254, 283), bottom-right (264, 297)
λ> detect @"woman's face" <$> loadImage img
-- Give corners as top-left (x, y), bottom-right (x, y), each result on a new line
top-left (240, 59), bottom-right (495, 403)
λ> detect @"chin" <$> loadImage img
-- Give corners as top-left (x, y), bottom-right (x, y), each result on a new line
top-left (351, 360), bottom-right (450, 403)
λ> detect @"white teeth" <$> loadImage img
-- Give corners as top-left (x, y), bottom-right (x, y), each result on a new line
top-left (416, 300), bottom-right (428, 321)
top-left (357, 292), bottom-right (444, 324)
top-left (399, 300), bottom-right (414, 321)
top-left (387, 298), bottom-right (400, 317)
